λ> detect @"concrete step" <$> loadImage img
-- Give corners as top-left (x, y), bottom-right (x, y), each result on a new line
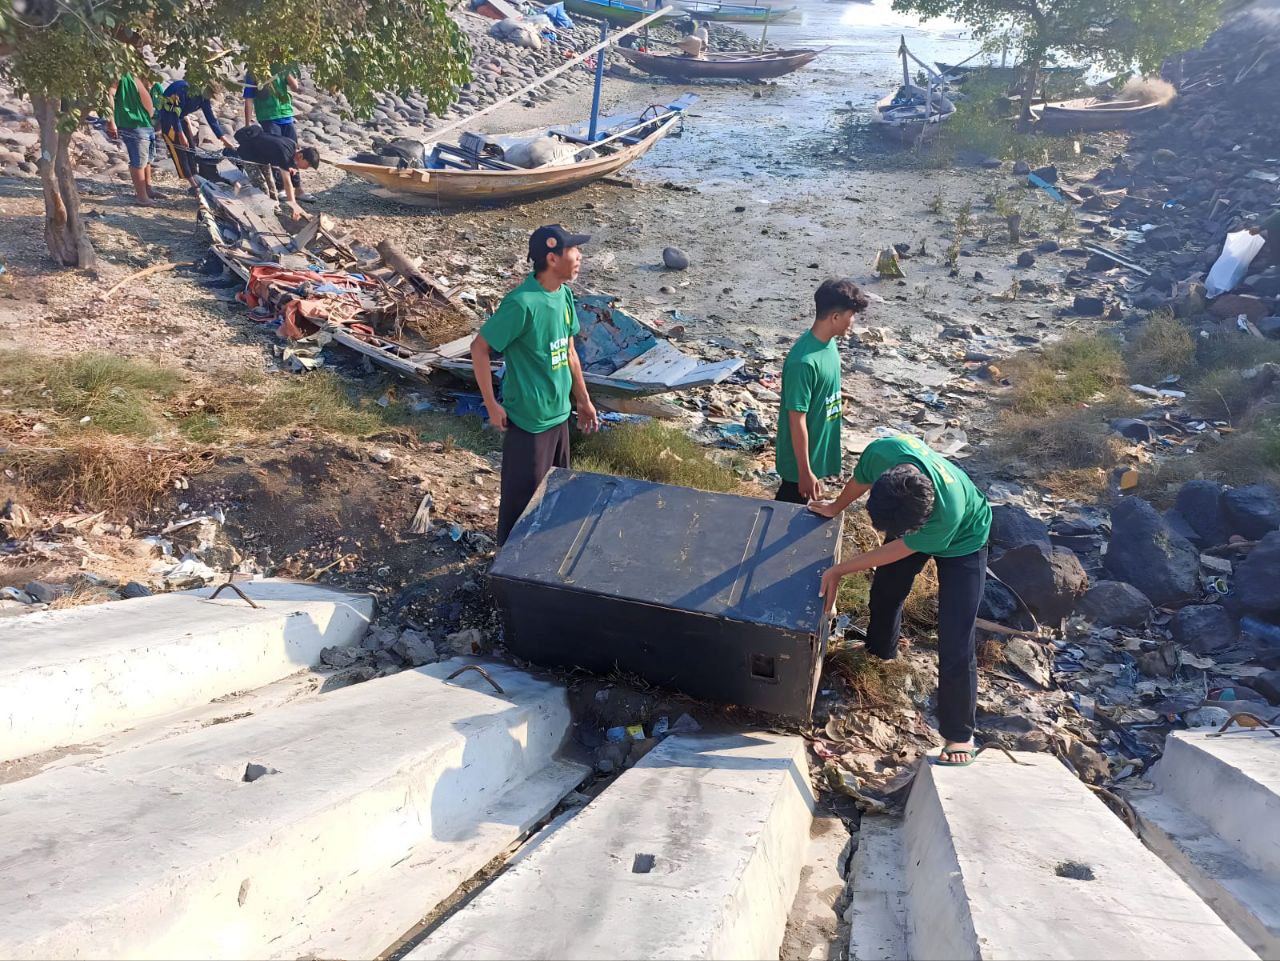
top-left (845, 815), bottom-right (909, 961)
top-left (1131, 730), bottom-right (1280, 959)
top-left (410, 732), bottom-right (815, 961)
top-left (1, 578), bottom-right (372, 764)
top-left (902, 750), bottom-right (1257, 960)
top-left (0, 660), bottom-right (586, 961)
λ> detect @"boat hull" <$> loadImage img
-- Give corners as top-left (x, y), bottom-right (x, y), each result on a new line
top-left (616, 46), bottom-right (821, 80)
top-left (677, 1), bottom-right (797, 20)
top-left (334, 114), bottom-right (681, 204)
top-left (563, 0), bottom-right (653, 24)
top-left (1032, 95), bottom-right (1174, 132)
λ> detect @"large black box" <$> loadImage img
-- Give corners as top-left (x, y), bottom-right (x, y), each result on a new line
top-left (488, 468), bottom-right (842, 719)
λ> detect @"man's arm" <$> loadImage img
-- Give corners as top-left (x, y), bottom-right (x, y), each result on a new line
top-left (137, 82), bottom-right (154, 117)
top-left (788, 410), bottom-right (821, 500)
top-left (810, 478), bottom-right (871, 517)
top-left (278, 169), bottom-right (308, 220)
top-left (567, 338), bottom-right (599, 433)
top-left (243, 80), bottom-right (255, 127)
top-left (471, 334), bottom-right (508, 431)
top-left (105, 80), bottom-right (119, 138)
top-left (286, 73), bottom-right (301, 92)
top-left (820, 539), bottom-right (915, 613)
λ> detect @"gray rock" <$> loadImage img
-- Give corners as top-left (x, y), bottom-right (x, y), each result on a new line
top-left (1174, 480), bottom-right (1230, 547)
top-left (1037, 240), bottom-right (1060, 253)
top-left (979, 579), bottom-right (1021, 624)
top-left (662, 246), bottom-right (690, 271)
top-left (1016, 251), bottom-right (1036, 268)
top-left (1003, 637), bottom-right (1052, 688)
top-left (392, 628), bottom-right (437, 667)
top-left (1077, 580), bottom-right (1153, 628)
top-left (1171, 604), bottom-right (1238, 654)
top-left (1102, 497), bottom-right (1200, 607)
top-left (990, 542), bottom-right (1088, 623)
top-left (1031, 164), bottom-right (1058, 183)
top-left (990, 504), bottom-right (1051, 551)
top-left (1012, 159), bottom-right (1031, 175)
top-left (320, 645), bottom-right (363, 669)
top-left (1224, 483), bottom-right (1280, 540)
top-left (121, 581), bottom-right (153, 599)
top-left (1073, 295), bottom-right (1106, 316)
top-left (1233, 531), bottom-right (1280, 616)
top-left (1184, 706), bottom-right (1231, 729)
top-left (1260, 316), bottom-right (1280, 339)
top-left (443, 627), bottom-right (483, 656)
top-left (22, 581), bottom-right (60, 604)
top-left (1163, 509), bottom-right (1201, 546)
top-left (1254, 669), bottom-right (1280, 705)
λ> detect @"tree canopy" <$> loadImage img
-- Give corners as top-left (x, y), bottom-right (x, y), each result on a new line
top-left (0, 0), bottom-right (472, 266)
top-left (891, 0), bottom-right (1223, 116)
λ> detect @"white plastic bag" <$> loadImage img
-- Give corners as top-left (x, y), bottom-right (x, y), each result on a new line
top-left (1205, 229), bottom-right (1265, 299)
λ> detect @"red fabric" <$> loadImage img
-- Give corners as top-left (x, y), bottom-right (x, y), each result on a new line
top-left (243, 265), bottom-right (383, 339)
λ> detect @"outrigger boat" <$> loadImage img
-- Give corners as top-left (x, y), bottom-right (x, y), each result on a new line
top-left (334, 96), bottom-right (695, 204)
top-left (1031, 91), bottom-right (1175, 132)
top-left (563, 0), bottom-right (661, 26)
top-left (677, 0), bottom-right (796, 21)
top-left (872, 37), bottom-right (955, 144)
top-left (615, 45), bottom-right (825, 81)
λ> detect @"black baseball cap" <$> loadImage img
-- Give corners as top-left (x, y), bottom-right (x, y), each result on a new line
top-left (529, 224), bottom-right (591, 261)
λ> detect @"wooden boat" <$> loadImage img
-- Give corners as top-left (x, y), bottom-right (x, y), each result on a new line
top-left (872, 83), bottom-right (955, 143)
top-left (563, 0), bottom-right (663, 25)
top-left (334, 96), bottom-right (695, 205)
top-left (615, 45), bottom-right (824, 81)
top-left (934, 61), bottom-right (1085, 81)
top-left (677, 1), bottom-right (797, 22)
top-left (873, 38), bottom-right (955, 144)
top-left (1031, 92), bottom-right (1175, 132)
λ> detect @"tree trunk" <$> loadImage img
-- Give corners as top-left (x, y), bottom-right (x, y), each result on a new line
top-left (31, 95), bottom-right (97, 269)
top-left (1019, 59), bottom-right (1041, 131)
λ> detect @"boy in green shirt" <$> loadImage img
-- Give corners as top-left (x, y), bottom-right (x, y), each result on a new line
top-left (472, 225), bottom-right (600, 544)
top-left (105, 74), bottom-right (157, 206)
top-left (775, 278), bottom-right (868, 504)
top-left (812, 435), bottom-right (992, 766)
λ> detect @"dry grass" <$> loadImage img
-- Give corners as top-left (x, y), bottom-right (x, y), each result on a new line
top-left (1, 434), bottom-right (207, 514)
top-left (573, 421), bottom-right (741, 493)
top-left (826, 644), bottom-right (917, 709)
top-left (1002, 334), bottom-right (1129, 416)
top-left (995, 407), bottom-right (1125, 472)
top-left (48, 583), bottom-right (118, 609)
top-left (1125, 310), bottom-right (1195, 385)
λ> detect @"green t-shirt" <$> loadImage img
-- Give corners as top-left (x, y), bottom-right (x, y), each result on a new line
top-left (113, 75), bottom-right (152, 130)
top-left (479, 274), bottom-right (581, 434)
top-left (775, 330), bottom-right (843, 482)
top-left (853, 435), bottom-right (991, 557)
top-left (248, 67), bottom-right (297, 123)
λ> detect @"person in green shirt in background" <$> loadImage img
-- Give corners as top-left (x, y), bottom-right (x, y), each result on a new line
top-left (105, 74), bottom-right (157, 206)
top-left (775, 278), bottom-right (869, 504)
top-left (243, 66), bottom-right (314, 203)
top-left (472, 225), bottom-right (601, 545)
top-left (811, 435), bottom-right (993, 766)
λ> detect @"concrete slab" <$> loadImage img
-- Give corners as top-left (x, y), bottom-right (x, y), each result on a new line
top-left (845, 816), bottom-right (909, 961)
top-left (1131, 731), bottom-right (1280, 959)
top-left (411, 732), bottom-right (816, 961)
top-left (0, 578), bottom-right (372, 764)
top-left (904, 751), bottom-right (1258, 960)
top-left (0, 660), bottom-right (586, 961)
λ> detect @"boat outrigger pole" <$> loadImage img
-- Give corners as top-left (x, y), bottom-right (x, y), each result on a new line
top-left (588, 3), bottom-right (675, 140)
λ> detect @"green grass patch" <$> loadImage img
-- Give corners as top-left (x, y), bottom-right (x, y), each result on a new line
top-left (0, 350), bottom-right (183, 437)
top-left (1125, 310), bottom-right (1196, 385)
top-left (1003, 334), bottom-right (1129, 415)
top-left (572, 420), bottom-right (740, 492)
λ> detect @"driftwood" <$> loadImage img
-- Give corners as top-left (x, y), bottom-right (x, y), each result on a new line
top-left (100, 261), bottom-right (182, 299)
top-left (376, 239), bottom-right (440, 297)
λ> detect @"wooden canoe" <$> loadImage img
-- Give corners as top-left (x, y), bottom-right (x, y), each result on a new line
top-left (1031, 92), bottom-right (1175, 132)
top-left (616, 46), bottom-right (824, 80)
top-left (563, 0), bottom-right (660, 25)
top-left (871, 83), bottom-right (955, 144)
top-left (334, 99), bottom-right (693, 205)
top-left (677, 0), bottom-right (797, 21)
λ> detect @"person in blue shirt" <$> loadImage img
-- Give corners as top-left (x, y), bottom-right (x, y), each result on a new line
top-left (155, 80), bottom-right (237, 188)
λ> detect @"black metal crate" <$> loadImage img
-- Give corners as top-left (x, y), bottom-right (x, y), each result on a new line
top-left (488, 468), bottom-right (841, 719)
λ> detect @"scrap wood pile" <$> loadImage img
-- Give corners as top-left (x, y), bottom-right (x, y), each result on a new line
top-left (195, 163), bottom-right (479, 381)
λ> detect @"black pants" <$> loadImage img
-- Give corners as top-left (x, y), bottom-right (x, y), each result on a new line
top-left (866, 546), bottom-right (988, 744)
top-left (497, 420), bottom-right (570, 545)
top-left (775, 480), bottom-right (806, 504)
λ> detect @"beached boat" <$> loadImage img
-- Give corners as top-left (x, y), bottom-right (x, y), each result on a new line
top-left (563, 0), bottom-right (664, 25)
top-left (615, 45), bottom-right (824, 81)
top-left (872, 39), bottom-right (954, 144)
top-left (677, 1), bottom-right (797, 22)
top-left (1031, 92), bottom-right (1175, 132)
top-left (334, 96), bottom-right (695, 205)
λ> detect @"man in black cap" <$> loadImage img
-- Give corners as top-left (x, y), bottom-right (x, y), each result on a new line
top-left (472, 225), bottom-right (601, 544)
top-left (230, 123), bottom-right (320, 220)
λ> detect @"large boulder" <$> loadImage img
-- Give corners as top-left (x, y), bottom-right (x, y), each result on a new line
top-left (1224, 484), bottom-right (1280, 540)
top-left (990, 542), bottom-right (1088, 624)
top-left (1102, 498), bottom-right (1200, 607)
top-left (1170, 604), bottom-right (1238, 655)
top-left (1173, 480), bottom-right (1230, 547)
top-left (1076, 580), bottom-right (1153, 628)
top-left (989, 504), bottom-right (1051, 551)
top-left (1232, 531), bottom-right (1280, 617)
